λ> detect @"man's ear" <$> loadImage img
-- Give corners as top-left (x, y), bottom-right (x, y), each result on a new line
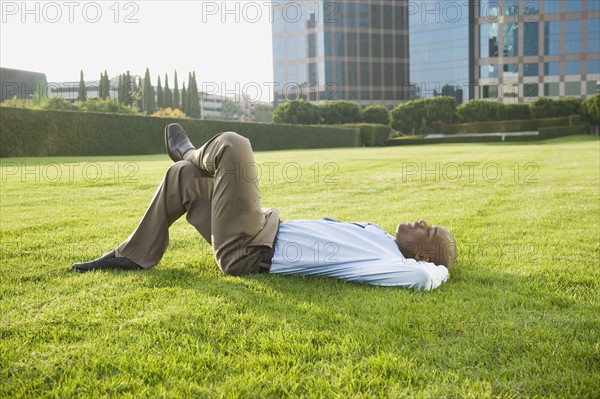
top-left (414, 253), bottom-right (431, 262)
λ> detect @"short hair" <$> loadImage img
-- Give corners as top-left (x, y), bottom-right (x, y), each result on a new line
top-left (427, 231), bottom-right (457, 273)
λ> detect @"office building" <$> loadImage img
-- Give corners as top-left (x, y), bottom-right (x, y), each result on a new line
top-left (474, 0), bottom-right (600, 102)
top-left (271, 0), bottom-right (410, 108)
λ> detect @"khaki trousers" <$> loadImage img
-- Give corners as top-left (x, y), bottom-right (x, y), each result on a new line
top-left (116, 132), bottom-right (280, 276)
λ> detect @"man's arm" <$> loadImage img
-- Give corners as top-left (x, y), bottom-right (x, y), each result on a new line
top-left (351, 258), bottom-right (449, 290)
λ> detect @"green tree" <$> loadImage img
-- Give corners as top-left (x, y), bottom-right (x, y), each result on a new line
top-left (361, 105), bottom-right (390, 125)
top-left (156, 75), bottom-right (164, 109)
top-left (117, 74), bottom-right (125, 103)
top-left (143, 68), bottom-right (156, 114)
top-left (220, 98), bottom-right (243, 120)
top-left (181, 83), bottom-right (188, 115)
top-left (164, 73), bottom-right (173, 109)
top-left (272, 99), bottom-right (321, 124)
top-left (77, 70), bottom-right (86, 101)
top-left (99, 70), bottom-right (110, 100)
top-left (137, 77), bottom-right (143, 110)
top-left (123, 71), bottom-right (133, 105)
top-left (252, 103), bottom-right (274, 123)
top-left (319, 100), bottom-right (361, 124)
top-left (581, 93), bottom-right (600, 134)
top-left (391, 97), bottom-right (457, 134)
top-left (173, 71), bottom-right (180, 110)
top-left (188, 72), bottom-right (201, 118)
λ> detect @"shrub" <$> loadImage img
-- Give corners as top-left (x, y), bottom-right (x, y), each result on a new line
top-left (456, 100), bottom-right (503, 122)
top-left (75, 98), bottom-right (139, 115)
top-left (391, 97), bottom-right (457, 134)
top-left (38, 97), bottom-right (79, 111)
top-left (580, 93), bottom-right (600, 127)
top-left (152, 107), bottom-right (189, 118)
top-left (272, 99), bottom-right (321, 125)
top-left (319, 100), bottom-right (361, 125)
top-left (530, 97), bottom-right (582, 119)
top-left (501, 103), bottom-right (532, 120)
top-left (361, 105), bottom-right (390, 125)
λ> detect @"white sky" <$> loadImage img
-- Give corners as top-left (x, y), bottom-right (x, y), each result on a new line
top-left (0, 0), bottom-right (276, 101)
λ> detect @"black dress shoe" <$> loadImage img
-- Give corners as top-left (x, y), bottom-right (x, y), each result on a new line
top-left (72, 250), bottom-right (143, 273)
top-left (165, 123), bottom-right (195, 162)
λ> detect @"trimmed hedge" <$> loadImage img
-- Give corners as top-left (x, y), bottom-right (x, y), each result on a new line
top-left (441, 117), bottom-right (570, 134)
top-left (0, 107), bottom-right (361, 157)
top-left (344, 123), bottom-right (391, 147)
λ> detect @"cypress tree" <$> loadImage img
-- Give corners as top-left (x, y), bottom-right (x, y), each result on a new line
top-left (164, 73), bottom-right (173, 109)
top-left (77, 70), bottom-right (86, 101)
top-left (143, 68), bottom-right (156, 114)
top-left (98, 72), bottom-right (105, 99)
top-left (181, 83), bottom-right (188, 115)
top-left (117, 75), bottom-right (123, 102)
top-left (124, 71), bottom-right (132, 105)
top-left (156, 75), bottom-right (164, 109)
top-left (102, 71), bottom-right (111, 99)
top-left (188, 71), bottom-right (201, 118)
top-left (173, 71), bottom-right (180, 110)
top-left (137, 77), bottom-right (143, 110)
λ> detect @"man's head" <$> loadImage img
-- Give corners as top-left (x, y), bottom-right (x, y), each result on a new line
top-left (395, 220), bottom-right (457, 273)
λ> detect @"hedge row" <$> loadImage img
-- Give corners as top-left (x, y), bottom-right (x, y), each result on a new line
top-left (438, 116), bottom-right (571, 134)
top-left (0, 107), bottom-right (361, 157)
top-left (344, 123), bottom-right (391, 147)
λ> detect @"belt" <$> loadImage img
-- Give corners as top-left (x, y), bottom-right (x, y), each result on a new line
top-left (257, 246), bottom-right (274, 274)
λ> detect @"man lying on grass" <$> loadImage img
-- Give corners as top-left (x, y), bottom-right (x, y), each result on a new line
top-left (73, 125), bottom-right (457, 290)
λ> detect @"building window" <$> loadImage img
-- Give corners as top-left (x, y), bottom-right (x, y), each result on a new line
top-left (480, 25), bottom-right (489, 57)
top-left (504, 63), bottom-right (519, 78)
top-left (587, 19), bottom-right (600, 53)
top-left (544, 62), bottom-right (560, 75)
top-left (480, 0), bottom-right (500, 19)
top-left (335, 32), bottom-right (345, 56)
top-left (524, 83), bottom-right (539, 97)
top-left (565, 20), bottom-right (582, 54)
top-left (308, 33), bottom-right (317, 58)
top-left (588, 60), bottom-right (600, 74)
top-left (482, 84), bottom-right (499, 98)
top-left (504, 2), bottom-right (519, 16)
top-left (565, 61), bottom-right (581, 75)
top-left (524, 0), bottom-right (540, 17)
top-left (345, 3), bottom-right (356, 27)
top-left (488, 24), bottom-right (499, 57)
top-left (565, 1), bottom-right (582, 13)
top-left (544, 82), bottom-right (559, 96)
top-left (383, 5), bottom-right (393, 29)
top-left (384, 35), bottom-right (393, 58)
top-left (524, 22), bottom-right (539, 56)
top-left (589, 0), bottom-right (600, 11)
top-left (359, 33), bottom-right (369, 57)
top-left (565, 82), bottom-right (580, 96)
top-left (480, 64), bottom-right (499, 78)
top-left (524, 63), bottom-right (539, 76)
top-left (544, 21), bottom-right (561, 55)
top-left (359, 4), bottom-right (368, 27)
top-left (373, 63), bottom-right (382, 86)
top-left (503, 23), bottom-right (519, 56)
top-left (370, 4), bottom-right (381, 28)
top-left (544, 0), bottom-right (561, 14)
top-left (360, 62), bottom-right (370, 86)
top-left (587, 81), bottom-right (599, 95)
top-left (347, 32), bottom-right (357, 57)
top-left (372, 33), bottom-right (382, 57)
top-left (348, 62), bottom-right (358, 86)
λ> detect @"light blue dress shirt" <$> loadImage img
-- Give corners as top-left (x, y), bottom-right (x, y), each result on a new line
top-left (269, 219), bottom-right (449, 290)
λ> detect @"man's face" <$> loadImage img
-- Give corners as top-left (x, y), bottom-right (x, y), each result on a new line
top-left (394, 220), bottom-right (453, 263)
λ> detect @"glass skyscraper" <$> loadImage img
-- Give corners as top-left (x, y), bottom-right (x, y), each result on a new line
top-left (271, 0), bottom-right (410, 107)
top-left (475, 0), bottom-right (600, 102)
top-left (409, 1), bottom-right (474, 103)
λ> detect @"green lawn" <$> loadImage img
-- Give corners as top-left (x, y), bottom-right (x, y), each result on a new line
top-left (1, 136), bottom-right (599, 398)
